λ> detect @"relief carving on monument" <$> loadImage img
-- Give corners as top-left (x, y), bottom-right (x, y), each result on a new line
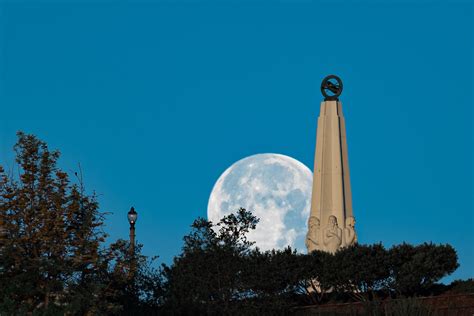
top-left (343, 216), bottom-right (357, 247)
top-left (323, 215), bottom-right (342, 253)
top-left (305, 216), bottom-right (320, 253)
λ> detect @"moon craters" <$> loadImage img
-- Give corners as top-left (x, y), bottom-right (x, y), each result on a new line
top-left (207, 153), bottom-right (312, 252)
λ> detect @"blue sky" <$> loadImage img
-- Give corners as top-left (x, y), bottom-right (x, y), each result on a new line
top-left (0, 1), bottom-right (472, 280)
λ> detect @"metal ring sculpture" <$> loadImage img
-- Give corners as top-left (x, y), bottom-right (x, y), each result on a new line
top-left (321, 75), bottom-right (343, 101)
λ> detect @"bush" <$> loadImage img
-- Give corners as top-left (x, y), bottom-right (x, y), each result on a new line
top-left (388, 243), bottom-right (459, 296)
top-left (449, 278), bottom-right (474, 294)
top-left (334, 244), bottom-right (391, 301)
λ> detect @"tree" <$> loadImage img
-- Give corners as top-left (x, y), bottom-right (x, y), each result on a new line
top-left (161, 208), bottom-right (259, 314)
top-left (0, 132), bottom-right (106, 313)
top-left (242, 247), bottom-right (306, 308)
top-left (1, 133), bottom-right (463, 313)
top-left (301, 250), bottom-right (339, 304)
top-left (388, 242), bottom-right (459, 296)
top-left (333, 244), bottom-right (390, 301)
top-left (86, 239), bottom-right (163, 314)
top-left (0, 132), bottom-right (174, 314)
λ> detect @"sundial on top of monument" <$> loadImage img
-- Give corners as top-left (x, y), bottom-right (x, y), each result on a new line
top-left (320, 75), bottom-right (343, 101)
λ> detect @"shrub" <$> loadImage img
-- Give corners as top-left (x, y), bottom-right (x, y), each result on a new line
top-left (388, 243), bottom-right (459, 296)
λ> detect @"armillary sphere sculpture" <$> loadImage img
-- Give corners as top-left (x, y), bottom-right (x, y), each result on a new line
top-left (321, 75), bottom-right (343, 101)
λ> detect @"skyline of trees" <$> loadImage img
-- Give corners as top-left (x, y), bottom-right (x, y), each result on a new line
top-left (0, 132), bottom-right (470, 315)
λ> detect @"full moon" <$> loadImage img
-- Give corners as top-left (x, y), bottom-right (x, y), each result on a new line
top-left (207, 153), bottom-right (313, 252)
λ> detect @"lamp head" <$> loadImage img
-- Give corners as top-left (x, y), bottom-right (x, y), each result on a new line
top-left (127, 207), bottom-right (138, 225)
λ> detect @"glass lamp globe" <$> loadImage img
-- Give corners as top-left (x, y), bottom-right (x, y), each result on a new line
top-left (127, 207), bottom-right (138, 225)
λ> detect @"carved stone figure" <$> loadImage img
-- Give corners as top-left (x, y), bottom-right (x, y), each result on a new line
top-left (305, 216), bottom-right (320, 253)
top-left (343, 216), bottom-right (357, 247)
top-left (323, 215), bottom-right (342, 253)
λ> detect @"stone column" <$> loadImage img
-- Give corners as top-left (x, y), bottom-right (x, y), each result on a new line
top-left (307, 100), bottom-right (356, 253)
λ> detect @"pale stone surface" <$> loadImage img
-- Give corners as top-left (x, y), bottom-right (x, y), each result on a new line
top-left (306, 101), bottom-right (357, 253)
top-left (305, 216), bottom-right (320, 253)
top-left (343, 216), bottom-right (357, 247)
top-left (323, 215), bottom-right (342, 253)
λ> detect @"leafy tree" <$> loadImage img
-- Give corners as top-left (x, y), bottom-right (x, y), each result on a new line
top-left (0, 132), bottom-right (108, 313)
top-left (333, 244), bottom-right (390, 301)
top-left (85, 239), bottom-right (163, 314)
top-left (0, 132), bottom-right (161, 314)
top-left (300, 250), bottom-right (339, 304)
top-left (161, 208), bottom-right (259, 314)
top-left (0, 132), bottom-right (464, 314)
top-left (242, 247), bottom-right (306, 308)
top-left (448, 278), bottom-right (474, 294)
top-left (388, 242), bottom-right (459, 296)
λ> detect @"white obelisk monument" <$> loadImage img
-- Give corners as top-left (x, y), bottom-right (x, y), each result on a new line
top-left (306, 75), bottom-right (357, 254)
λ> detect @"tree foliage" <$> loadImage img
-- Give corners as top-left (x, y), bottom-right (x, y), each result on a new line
top-left (388, 242), bottom-right (459, 296)
top-left (334, 244), bottom-right (391, 301)
top-left (0, 132), bottom-right (159, 314)
top-left (159, 210), bottom-right (460, 314)
top-left (0, 132), bottom-right (108, 313)
top-left (0, 132), bottom-right (464, 314)
top-left (161, 208), bottom-right (259, 314)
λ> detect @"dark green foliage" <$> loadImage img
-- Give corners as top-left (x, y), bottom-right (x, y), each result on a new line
top-left (159, 212), bottom-right (461, 314)
top-left (242, 247), bottom-right (306, 308)
top-left (90, 239), bottom-right (163, 314)
top-left (334, 244), bottom-right (391, 301)
top-left (0, 133), bottom-right (466, 314)
top-left (161, 208), bottom-right (259, 314)
top-left (303, 250), bottom-right (339, 303)
top-left (245, 248), bottom-right (337, 306)
top-left (448, 278), bottom-right (474, 294)
top-left (388, 243), bottom-right (459, 296)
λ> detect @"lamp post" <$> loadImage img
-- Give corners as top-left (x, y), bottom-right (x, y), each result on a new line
top-left (127, 207), bottom-right (137, 258)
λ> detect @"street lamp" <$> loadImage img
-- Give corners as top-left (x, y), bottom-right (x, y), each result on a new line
top-left (127, 207), bottom-right (137, 257)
